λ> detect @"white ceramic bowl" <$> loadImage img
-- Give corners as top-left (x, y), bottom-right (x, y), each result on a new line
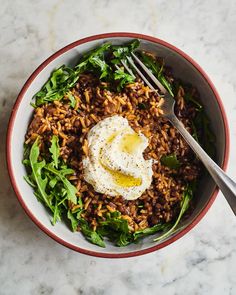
top-left (7, 33), bottom-right (229, 258)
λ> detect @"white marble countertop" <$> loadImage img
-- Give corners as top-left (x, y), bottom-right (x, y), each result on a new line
top-left (0, 0), bottom-right (236, 294)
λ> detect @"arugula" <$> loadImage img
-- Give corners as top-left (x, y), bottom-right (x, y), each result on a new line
top-left (49, 135), bottom-right (60, 168)
top-left (98, 212), bottom-right (133, 247)
top-left (34, 66), bottom-right (80, 106)
top-left (33, 40), bottom-right (142, 106)
top-left (23, 175), bottom-right (36, 187)
top-left (191, 120), bottom-right (199, 143)
top-left (160, 154), bottom-right (180, 169)
top-left (75, 42), bottom-right (112, 79)
top-left (67, 210), bottom-right (78, 232)
top-left (138, 52), bottom-right (174, 96)
top-left (153, 184), bottom-right (193, 242)
top-left (52, 201), bottom-right (61, 225)
top-left (114, 67), bottom-right (135, 91)
top-left (67, 92), bottom-right (76, 108)
top-left (78, 218), bottom-right (105, 248)
top-left (112, 39), bottom-right (140, 60)
top-left (34, 44), bottom-right (111, 106)
top-left (29, 138), bottom-right (53, 211)
top-left (184, 92), bottom-right (203, 111)
top-left (24, 137), bottom-right (109, 247)
top-left (133, 223), bottom-right (170, 241)
top-left (23, 143), bottom-right (31, 163)
top-left (44, 163), bottom-right (77, 204)
top-left (23, 136), bottom-right (78, 227)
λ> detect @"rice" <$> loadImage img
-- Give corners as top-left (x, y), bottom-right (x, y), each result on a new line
top-left (25, 73), bottom-right (200, 232)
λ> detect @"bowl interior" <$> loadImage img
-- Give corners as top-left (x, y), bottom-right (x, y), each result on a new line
top-left (8, 35), bottom-right (227, 256)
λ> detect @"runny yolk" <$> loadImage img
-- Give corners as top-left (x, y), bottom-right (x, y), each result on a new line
top-left (108, 169), bottom-right (142, 187)
top-left (100, 161), bottom-right (142, 187)
top-left (119, 133), bottom-right (142, 154)
top-left (102, 131), bottom-right (143, 187)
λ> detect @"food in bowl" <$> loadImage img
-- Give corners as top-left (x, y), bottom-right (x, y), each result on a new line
top-left (23, 39), bottom-right (214, 247)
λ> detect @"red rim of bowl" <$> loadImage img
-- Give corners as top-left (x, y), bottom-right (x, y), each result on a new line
top-left (6, 32), bottom-right (230, 258)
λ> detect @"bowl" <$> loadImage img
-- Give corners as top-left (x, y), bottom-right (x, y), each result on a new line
top-left (6, 33), bottom-right (229, 258)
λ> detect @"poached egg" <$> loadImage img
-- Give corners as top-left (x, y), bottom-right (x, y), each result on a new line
top-left (83, 115), bottom-right (153, 200)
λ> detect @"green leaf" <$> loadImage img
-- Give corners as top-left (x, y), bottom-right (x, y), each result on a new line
top-left (23, 143), bottom-right (31, 159)
top-left (114, 67), bottom-right (135, 90)
top-left (130, 39), bottom-right (140, 51)
top-left (97, 212), bottom-right (134, 247)
top-left (67, 92), bottom-right (76, 108)
top-left (48, 176), bottom-right (58, 188)
top-left (139, 52), bottom-right (161, 75)
top-left (52, 202), bottom-right (61, 225)
top-left (191, 120), bottom-right (199, 143)
top-left (159, 75), bottom-right (174, 96)
top-left (116, 232), bottom-right (133, 247)
top-left (112, 39), bottom-right (140, 59)
top-left (184, 92), bottom-right (202, 110)
top-left (153, 184), bottom-right (193, 242)
top-left (67, 210), bottom-right (78, 232)
top-left (75, 42), bottom-right (112, 78)
top-left (30, 102), bottom-right (37, 108)
top-left (76, 210), bottom-right (83, 219)
top-left (89, 55), bottom-right (110, 79)
top-left (78, 196), bottom-right (83, 207)
top-left (29, 138), bottom-right (53, 212)
top-left (133, 223), bottom-right (169, 240)
top-left (160, 154), bottom-right (180, 169)
top-left (34, 190), bottom-right (44, 203)
top-left (24, 139), bottom-right (81, 234)
top-left (23, 175), bottom-right (36, 187)
top-left (45, 164), bottom-right (77, 204)
top-left (100, 215), bottom-right (129, 234)
top-left (49, 135), bottom-right (60, 168)
top-left (34, 66), bottom-right (80, 106)
top-left (138, 52), bottom-right (174, 96)
top-left (22, 159), bottom-right (30, 166)
top-left (111, 58), bottom-right (120, 64)
top-left (59, 168), bottom-right (75, 176)
top-left (78, 218), bottom-right (105, 248)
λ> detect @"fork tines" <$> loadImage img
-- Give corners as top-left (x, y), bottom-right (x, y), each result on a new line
top-left (122, 53), bottom-right (167, 94)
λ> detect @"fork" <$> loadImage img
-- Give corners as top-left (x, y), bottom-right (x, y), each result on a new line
top-left (123, 52), bottom-right (236, 215)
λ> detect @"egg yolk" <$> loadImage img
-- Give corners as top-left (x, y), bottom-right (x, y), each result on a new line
top-left (103, 164), bottom-right (142, 187)
top-left (119, 133), bottom-right (143, 154)
top-left (101, 131), bottom-right (143, 187)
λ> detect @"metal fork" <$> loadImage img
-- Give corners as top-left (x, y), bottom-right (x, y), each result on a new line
top-left (123, 53), bottom-right (236, 215)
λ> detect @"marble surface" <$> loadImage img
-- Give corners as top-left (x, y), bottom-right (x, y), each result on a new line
top-left (0, 0), bottom-right (236, 294)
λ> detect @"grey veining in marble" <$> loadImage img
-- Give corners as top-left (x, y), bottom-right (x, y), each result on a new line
top-left (0, 0), bottom-right (236, 294)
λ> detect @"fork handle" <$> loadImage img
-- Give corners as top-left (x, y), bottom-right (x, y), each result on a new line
top-left (168, 114), bottom-right (236, 215)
